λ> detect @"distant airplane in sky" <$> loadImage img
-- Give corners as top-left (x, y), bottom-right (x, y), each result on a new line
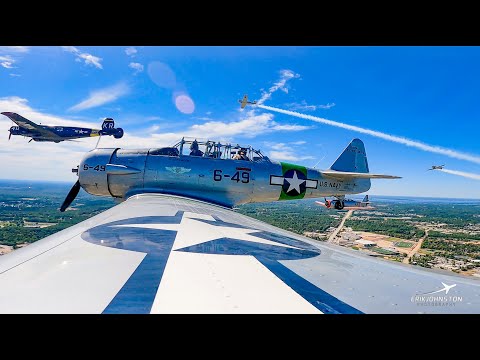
top-left (316, 195), bottom-right (374, 210)
top-left (238, 94), bottom-right (257, 109)
top-left (2, 112), bottom-right (124, 143)
top-left (428, 164), bottom-right (445, 171)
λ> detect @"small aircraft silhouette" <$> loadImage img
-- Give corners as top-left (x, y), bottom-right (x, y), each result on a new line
top-left (428, 164), bottom-right (445, 171)
top-left (238, 94), bottom-right (257, 109)
top-left (2, 112), bottom-right (123, 143)
top-left (316, 195), bottom-right (374, 211)
top-left (422, 282), bottom-right (457, 295)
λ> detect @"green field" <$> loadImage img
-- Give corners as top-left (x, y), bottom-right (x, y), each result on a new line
top-left (371, 247), bottom-right (399, 255)
top-left (395, 241), bottom-right (414, 248)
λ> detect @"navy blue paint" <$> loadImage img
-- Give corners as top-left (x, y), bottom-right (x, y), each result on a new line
top-left (194, 216), bottom-right (251, 229)
top-left (81, 212), bottom-right (184, 314)
top-left (283, 169), bottom-right (307, 196)
top-left (6, 112), bottom-right (122, 142)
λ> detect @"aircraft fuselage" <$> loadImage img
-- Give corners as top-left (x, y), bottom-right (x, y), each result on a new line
top-left (10, 124), bottom-right (101, 142)
top-left (78, 148), bottom-right (371, 208)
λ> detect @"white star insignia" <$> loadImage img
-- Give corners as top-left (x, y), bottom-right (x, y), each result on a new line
top-left (285, 170), bottom-right (306, 194)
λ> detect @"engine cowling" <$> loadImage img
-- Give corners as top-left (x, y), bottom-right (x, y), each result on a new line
top-left (79, 148), bottom-right (118, 196)
top-left (78, 148), bottom-right (147, 198)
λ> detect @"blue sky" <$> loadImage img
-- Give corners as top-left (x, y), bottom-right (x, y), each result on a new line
top-left (1, 46), bottom-right (479, 198)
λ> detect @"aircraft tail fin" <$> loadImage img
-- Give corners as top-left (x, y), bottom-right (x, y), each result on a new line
top-left (102, 118), bottom-right (115, 130)
top-left (323, 139), bottom-right (401, 179)
top-left (362, 195), bottom-right (369, 203)
top-left (329, 138), bottom-right (369, 173)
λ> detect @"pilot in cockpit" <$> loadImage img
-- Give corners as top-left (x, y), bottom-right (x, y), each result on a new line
top-left (233, 148), bottom-right (248, 161)
top-left (190, 140), bottom-right (204, 157)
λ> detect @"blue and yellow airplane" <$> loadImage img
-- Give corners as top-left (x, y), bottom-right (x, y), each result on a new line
top-left (2, 112), bottom-right (124, 143)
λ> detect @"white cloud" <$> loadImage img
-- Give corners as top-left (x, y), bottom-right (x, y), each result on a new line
top-left (264, 141), bottom-right (314, 162)
top-left (125, 47), bottom-right (137, 57)
top-left (187, 113), bottom-right (309, 139)
top-left (0, 55), bottom-right (15, 69)
top-left (9, 73), bottom-right (21, 77)
top-left (0, 96), bottom-right (110, 181)
top-left (68, 82), bottom-right (130, 112)
top-left (257, 69), bottom-right (300, 105)
top-left (258, 104), bottom-right (480, 166)
top-left (61, 46), bottom-right (103, 69)
top-left (269, 151), bottom-right (314, 161)
top-left (286, 100), bottom-right (336, 112)
top-left (129, 62), bottom-right (144, 75)
top-left (0, 46), bottom-right (29, 53)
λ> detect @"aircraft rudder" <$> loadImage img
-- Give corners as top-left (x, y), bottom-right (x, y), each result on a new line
top-left (329, 138), bottom-right (369, 173)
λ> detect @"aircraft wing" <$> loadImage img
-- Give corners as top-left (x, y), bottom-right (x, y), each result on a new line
top-left (1, 112), bottom-right (59, 139)
top-left (0, 193), bottom-right (478, 314)
top-left (321, 170), bottom-right (402, 179)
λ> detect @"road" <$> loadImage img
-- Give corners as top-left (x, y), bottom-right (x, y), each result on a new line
top-left (403, 229), bottom-right (429, 264)
top-left (328, 210), bottom-right (353, 244)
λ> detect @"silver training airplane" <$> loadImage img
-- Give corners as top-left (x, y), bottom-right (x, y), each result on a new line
top-left (1, 137), bottom-right (479, 313)
top-left (316, 195), bottom-right (374, 210)
top-left (238, 94), bottom-right (257, 109)
top-left (428, 164), bottom-right (445, 171)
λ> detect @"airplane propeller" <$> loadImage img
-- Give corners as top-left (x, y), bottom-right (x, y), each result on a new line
top-left (60, 180), bottom-right (81, 212)
top-left (8, 131), bottom-right (11, 140)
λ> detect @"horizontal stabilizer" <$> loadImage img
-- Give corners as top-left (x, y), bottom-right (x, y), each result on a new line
top-left (321, 170), bottom-right (401, 179)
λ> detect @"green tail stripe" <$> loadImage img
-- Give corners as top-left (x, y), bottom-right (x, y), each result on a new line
top-left (279, 190), bottom-right (305, 200)
top-left (281, 162), bottom-right (307, 176)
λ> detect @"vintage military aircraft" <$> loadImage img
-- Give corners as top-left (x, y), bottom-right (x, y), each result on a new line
top-left (1, 137), bottom-right (480, 314)
top-left (428, 164), bottom-right (445, 171)
top-left (315, 195), bottom-right (374, 210)
top-left (238, 94), bottom-right (257, 109)
top-left (1, 112), bottom-right (124, 143)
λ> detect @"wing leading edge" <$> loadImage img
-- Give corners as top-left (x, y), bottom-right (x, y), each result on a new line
top-left (0, 193), bottom-right (478, 313)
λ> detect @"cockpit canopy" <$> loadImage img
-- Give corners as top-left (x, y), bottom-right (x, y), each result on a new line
top-left (148, 137), bottom-right (270, 162)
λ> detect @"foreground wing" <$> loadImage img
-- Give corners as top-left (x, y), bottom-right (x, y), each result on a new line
top-left (1, 112), bottom-right (59, 139)
top-left (0, 193), bottom-right (478, 314)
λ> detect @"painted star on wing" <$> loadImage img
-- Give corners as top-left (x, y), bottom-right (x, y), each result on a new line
top-left (285, 170), bottom-right (306, 194)
top-left (113, 212), bottom-right (303, 251)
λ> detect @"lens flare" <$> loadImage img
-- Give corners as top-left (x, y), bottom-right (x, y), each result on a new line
top-left (174, 94), bottom-right (195, 114)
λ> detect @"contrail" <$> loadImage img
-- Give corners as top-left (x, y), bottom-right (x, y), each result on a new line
top-left (257, 104), bottom-right (480, 165)
top-left (438, 169), bottom-right (480, 180)
top-left (257, 70), bottom-right (300, 105)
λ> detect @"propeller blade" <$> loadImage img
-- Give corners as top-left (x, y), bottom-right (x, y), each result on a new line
top-left (8, 131), bottom-right (11, 140)
top-left (60, 180), bottom-right (81, 212)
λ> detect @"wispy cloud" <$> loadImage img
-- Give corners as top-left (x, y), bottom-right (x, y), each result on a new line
top-left (258, 104), bottom-right (480, 165)
top-left (188, 113), bottom-right (310, 139)
top-left (125, 47), bottom-right (137, 57)
top-left (257, 69), bottom-right (300, 105)
top-left (0, 46), bottom-right (29, 53)
top-left (0, 55), bottom-right (15, 69)
top-left (68, 82), bottom-right (130, 112)
top-left (9, 73), bottom-right (21, 77)
top-left (438, 169), bottom-right (480, 181)
top-left (61, 46), bottom-right (103, 69)
top-left (129, 62), bottom-right (144, 75)
top-left (264, 141), bottom-right (314, 161)
top-left (286, 100), bottom-right (336, 112)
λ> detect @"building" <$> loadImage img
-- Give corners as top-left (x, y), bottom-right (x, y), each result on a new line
top-left (354, 239), bottom-right (377, 248)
